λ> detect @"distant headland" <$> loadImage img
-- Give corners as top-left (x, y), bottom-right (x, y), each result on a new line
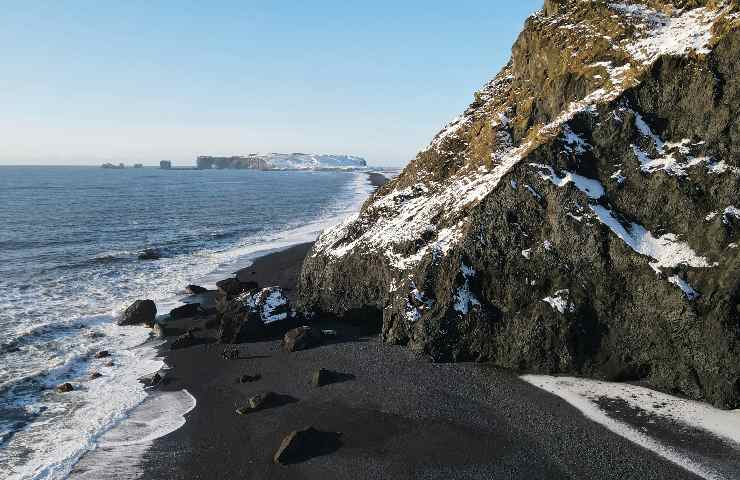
top-left (194, 153), bottom-right (367, 171)
top-left (104, 153), bottom-right (367, 171)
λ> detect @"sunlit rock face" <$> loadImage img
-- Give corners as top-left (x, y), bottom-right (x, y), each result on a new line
top-left (298, 1), bottom-right (740, 408)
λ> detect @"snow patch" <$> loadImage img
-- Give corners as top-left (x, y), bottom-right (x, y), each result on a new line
top-left (589, 204), bottom-right (713, 269)
top-left (454, 262), bottom-right (481, 315)
top-left (522, 374), bottom-right (740, 480)
top-left (542, 289), bottom-right (575, 314)
top-left (668, 276), bottom-right (700, 300)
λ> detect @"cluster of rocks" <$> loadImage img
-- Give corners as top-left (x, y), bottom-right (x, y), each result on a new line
top-left (215, 278), bottom-right (295, 344)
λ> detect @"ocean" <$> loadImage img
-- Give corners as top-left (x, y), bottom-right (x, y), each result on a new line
top-left (0, 166), bottom-right (374, 479)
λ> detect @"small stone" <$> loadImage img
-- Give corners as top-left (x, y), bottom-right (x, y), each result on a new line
top-left (281, 326), bottom-right (322, 352)
top-left (105, 361), bottom-right (115, 367)
top-left (235, 391), bottom-right (276, 415)
top-left (57, 383), bottom-right (74, 393)
top-left (239, 374), bottom-right (261, 383)
top-left (90, 372), bottom-right (102, 380)
top-left (138, 248), bottom-right (161, 260)
top-left (141, 372), bottom-right (163, 387)
top-left (95, 350), bottom-right (110, 359)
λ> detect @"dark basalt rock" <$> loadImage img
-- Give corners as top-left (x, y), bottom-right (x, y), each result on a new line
top-left (311, 368), bottom-right (332, 387)
top-left (235, 391), bottom-right (276, 415)
top-left (94, 350), bottom-right (110, 359)
top-left (297, 3), bottom-right (740, 408)
top-left (89, 372), bottom-right (102, 380)
top-left (170, 330), bottom-right (196, 350)
top-left (138, 248), bottom-right (161, 260)
top-left (218, 302), bottom-right (265, 344)
top-left (185, 284), bottom-right (208, 294)
top-left (282, 326), bottom-right (322, 352)
top-left (169, 303), bottom-right (201, 320)
top-left (216, 286), bottom-right (294, 344)
top-left (273, 427), bottom-right (342, 465)
top-left (118, 300), bottom-right (157, 327)
top-left (140, 372), bottom-right (163, 387)
top-left (57, 383), bottom-right (74, 393)
top-left (216, 278), bottom-right (258, 297)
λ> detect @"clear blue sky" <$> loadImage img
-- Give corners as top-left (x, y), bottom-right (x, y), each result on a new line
top-left (0, 1), bottom-right (541, 166)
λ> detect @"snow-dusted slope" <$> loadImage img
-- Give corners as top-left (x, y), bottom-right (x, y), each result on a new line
top-left (259, 153), bottom-right (367, 170)
top-left (299, 0), bottom-right (739, 408)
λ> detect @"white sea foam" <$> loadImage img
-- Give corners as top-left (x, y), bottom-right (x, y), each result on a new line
top-left (0, 171), bottom-right (375, 479)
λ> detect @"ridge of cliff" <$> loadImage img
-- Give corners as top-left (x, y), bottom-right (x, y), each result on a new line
top-left (298, 0), bottom-right (740, 408)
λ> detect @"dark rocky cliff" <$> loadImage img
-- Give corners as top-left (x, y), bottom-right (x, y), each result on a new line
top-left (298, 0), bottom-right (740, 408)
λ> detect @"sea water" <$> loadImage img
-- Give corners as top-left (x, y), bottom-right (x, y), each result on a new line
top-left (0, 166), bottom-right (374, 479)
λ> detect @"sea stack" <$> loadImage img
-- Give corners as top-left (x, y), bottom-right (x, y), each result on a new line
top-left (298, 1), bottom-right (740, 408)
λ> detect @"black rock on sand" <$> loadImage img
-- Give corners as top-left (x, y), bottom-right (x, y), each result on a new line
top-left (141, 244), bottom-right (704, 480)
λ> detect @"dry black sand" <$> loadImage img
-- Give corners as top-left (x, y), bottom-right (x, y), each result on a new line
top-left (93, 171), bottom-right (703, 479)
top-left (139, 246), bottom-right (702, 480)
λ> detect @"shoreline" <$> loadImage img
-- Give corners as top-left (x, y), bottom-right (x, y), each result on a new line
top-left (136, 244), bottom-right (704, 480)
top-left (63, 170), bottom-right (388, 478)
top-left (69, 169), bottom-right (736, 479)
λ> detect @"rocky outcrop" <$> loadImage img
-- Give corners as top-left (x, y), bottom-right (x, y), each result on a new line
top-left (185, 284), bottom-right (208, 294)
top-left (169, 303), bottom-right (201, 320)
top-left (216, 278), bottom-right (256, 297)
top-left (299, 1), bottom-right (740, 408)
top-left (138, 248), bottom-right (161, 260)
top-left (118, 300), bottom-right (157, 327)
top-left (282, 326), bottom-right (322, 352)
top-left (217, 286), bottom-right (292, 343)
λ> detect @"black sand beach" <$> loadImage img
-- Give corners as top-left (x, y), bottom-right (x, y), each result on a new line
top-left (139, 244), bottom-right (703, 480)
top-left (82, 171), bottom-right (703, 479)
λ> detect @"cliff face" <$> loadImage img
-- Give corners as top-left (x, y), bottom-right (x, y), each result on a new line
top-left (297, 0), bottom-right (740, 408)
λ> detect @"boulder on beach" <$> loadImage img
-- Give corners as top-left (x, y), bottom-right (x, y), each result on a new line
top-left (282, 326), bottom-right (322, 352)
top-left (185, 284), bottom-right (208, 295)
top-left (140, 372), bottom-right (163, 387)
top-left (57, 383), bottom-right (74, 393)
top-left (235, 391), bottom-right (275, 415)
top-left (118, 299), bottom-right (157, 327)
top-left (138, 248), bottom-right (161, 260)
top-left (171, 330), bottom-right (196, 350)
top-left (217, 286), bottom-right (292, 344)
top-left (169, 303), bottom-right (201, 320)
top-left (273, 426), bottom-right (342, 465)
